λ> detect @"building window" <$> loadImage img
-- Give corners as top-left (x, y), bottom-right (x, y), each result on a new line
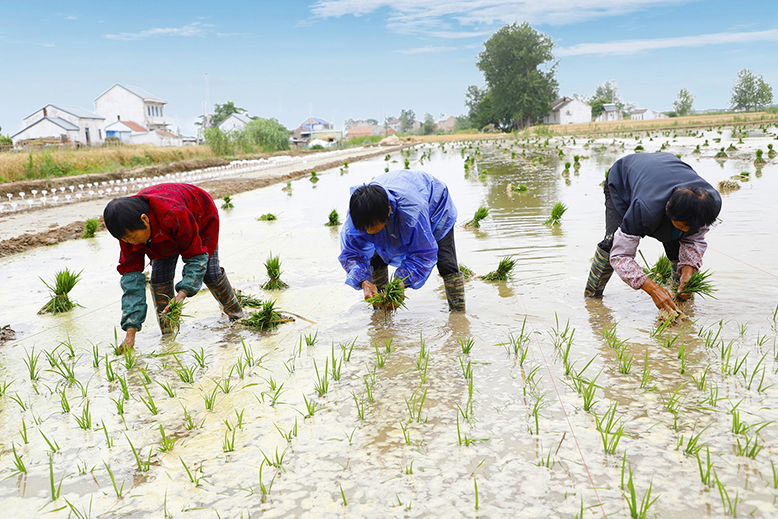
top-left (98, 129), bottom-right (102, 140)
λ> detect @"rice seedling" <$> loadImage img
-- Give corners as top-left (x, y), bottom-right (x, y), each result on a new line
top-left (99, 421), bottom-right (114, 449)
top-left (159, 424), bottom-right (176, 452)
top-left (39, 268), bottom-right (82, 314)
top-left (156, 379), bottom-right (176, 398)
top-left (82, 218), bottom-right (99, 239)
top-left (24, 347), bottom-right (41, 380)
top-left (235, 289), bottom-right (264, 308)
top-left (639, 252), bottom-right (673, 285)
top-left (691, 366), bottom-right (709, 391)
top-left (190, 347), bottom-right (207, 369)
top-left (696, 447), bottom-right (715, 487)
top-left (473, 477), bottom-right (479, 510)
top-left (180, 457), bottom-right (204, 486)
top-left (0, 380), bottom-right (11, 397)
top-left (529, 394), bottom-right (545, 434)
top-left (480, 256), bottom-right (515, 281)
top-left (325, 209), bottom-right (341, 227)
top-left (104, 462), bottom-right (125, 498)
top-left (258, 213), bottom-right (277, 221)
top-left (676, 269), bottom-right (716, 299)
top-left (664, 383), bottom-right (686, 416)
top-left (65, 498), bottom-right (93, 519)
top-left (261, 447), bottom-right (287, 471)
top-left (74, 400), bottom-right (92, 430)
top-left (404, 387), bottom-right (427, 423)
top-left (123, 346), bottom-right (138, 369)
top-left (622, 463), bottom-right (659, 519)
top-left (11, 444), bottom-right (26, 474)
top-left (203, 386), bottom-right (219, 411)
top-left (262, 253), bottom-right (288, 290)
top-left (112, 397), bottom-right (125, 417)
top-left (49, 457), bottom-right (64, 501)
top-left (458, 337), bottom-right (475, 354)
top-left (465, 206), bottom-right (489, 228)
top-left (680, 425), bottom-right (708, 457)
top-left (352, 392), bottom-right (366, 421)
top-left (221, 195), bottom-right (234, 209)
top-left (735, 434), bottom-right (763, 459)
top-left (223, 428), bottom-right (237, 452)
top-left (366, 276), bottom-right (407, 310)
top-left (544, 202), bottom-right (567, 225)
top-left (18, 419), bottom-right (28, 444)
top-left (40, 430), bottom-right (60, 453)
top-left (242, 300), bottom-right (292, 330)
top-left (257, 461), bottom-right (276, 503)
top-left (580, 374), bottom-right (600, 412)
top-left (302, 394), bottom-right (317, 418)
top-left (313, 359), bottom-right (329, 396)
top-left (160, 297), bottom-right (188, 334)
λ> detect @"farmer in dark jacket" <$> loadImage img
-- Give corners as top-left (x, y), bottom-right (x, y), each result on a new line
top-left (104, 183), bottom-right (243, 350)
top-left (584, 152), bottom-right (721, 312)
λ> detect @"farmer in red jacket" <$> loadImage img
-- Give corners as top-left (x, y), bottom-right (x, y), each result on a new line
top-left (104, 183), bottom-right (243, 350)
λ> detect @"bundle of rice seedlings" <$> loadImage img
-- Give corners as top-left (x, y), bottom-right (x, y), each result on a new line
top-left (82, 219), bottom-right (99, 238)
top-left (221, 195), bottom-right (234, 209)
top-left (235, 289), bottom-right (264, 308)
top-left (676, 269), bottom-right (717, 299)
top-left (262, 254), bottom-right (288, 290)
top-left (639, 252), bottom-right (673, 285)
top-left (325, 209), bottom-right (341, 227)
top-left (39, 268), bottom-right (82, 314)
top-left (544, 202), bottom-right (567, 225)
top-left (480, 256), bottom-right (515, 281)
top-left (258, 213), bottom-right (277, 221)
top-left (161, 298), bottom-right (189, 334)
top-left (459, 264), bottom-right (474, 280)
top-left (310, 171), bottom-right (319, 183)
top-left (465, 206), bottom-right (489, 228)
top-left (366, 277), bottom-right (407, 310)
top-left (242, 300), bottom-right (293, 330)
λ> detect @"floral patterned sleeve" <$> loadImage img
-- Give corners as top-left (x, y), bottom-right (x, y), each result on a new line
top-left (610, 228), bottom-right (648, 290)
top-left (678, 226), bottom-right (710, 271)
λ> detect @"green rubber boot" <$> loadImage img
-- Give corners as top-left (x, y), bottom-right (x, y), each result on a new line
top-left (372, 264), bottom-right (389, 291)
top-left (205, 268), bottom-right (245, 321)
top-left (443, 271), bottom-right (466, 312)
top-left (584, 245), bottom-right (614, 298)
top-left (150, 280), bottom-right (175, 335)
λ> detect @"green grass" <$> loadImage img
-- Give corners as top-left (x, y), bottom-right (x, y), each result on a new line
top-left (39, 268), bottom-right (82, 314)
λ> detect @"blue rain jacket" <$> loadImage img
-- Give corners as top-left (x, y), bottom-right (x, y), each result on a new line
top-left (339, 170), bottom-right (457, 290)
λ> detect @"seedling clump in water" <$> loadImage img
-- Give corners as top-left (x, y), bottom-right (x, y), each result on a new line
top-left (465, 206), bottom-right (489, 228)
top-left (262, 253), bottom-right (288, 290)
top-left (326, 209), bottom-right (341, 227)
top-left (82, 219), bottom-right (99, 238)
top-left (366, 277), bottom-right (407, 310)
top-left (39, 268), bottom-right (82, 314)
top-left (235, 289), bottom-right (264, 308)
top-left (242, 300), bottom-right (293, 330)
top-left (544, 202), bottom-right (567, 225)
top-left (481, 257), bottom-right (515, 281)
top-left (221, 195), bottom-right (234, 209)
top-left (258, 213), bottom-right (277, 221)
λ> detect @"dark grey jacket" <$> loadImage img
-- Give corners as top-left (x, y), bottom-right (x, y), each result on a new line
top-left (607, 152), bottom-right (721, 241)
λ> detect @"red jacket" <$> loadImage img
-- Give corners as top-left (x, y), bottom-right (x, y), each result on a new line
top-left (117, 183), bottom-right (219, 275)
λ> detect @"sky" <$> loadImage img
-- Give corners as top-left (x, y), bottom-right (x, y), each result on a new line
top-left (1, 0), bottom-right (776, 137)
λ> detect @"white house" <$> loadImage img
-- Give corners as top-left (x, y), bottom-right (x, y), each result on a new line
top-left (594, 103), bottom-right (623, 122)
top-left (217, 114), bottom-right (251, 133)
top-left (95, 84), bottom-right (182, 146)
top-left (543, 97), bottom-right (592, 125)
top-left (630, 109), bottom-right (668, 121)
top-left (13, 104), bottom-right (105, 146)
top-left (105, 120), bottom-right (148, 143)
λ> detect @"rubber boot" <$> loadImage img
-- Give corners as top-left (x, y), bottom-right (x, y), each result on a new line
top-left (205, 268), bottom-right (245, 321)
top-left (372, 264), bottom-right (389, 291)
top-left (151, 280), bottom-right (175, 335)
top-left (443, 271), bottom-right (466, 312)
top-left (584, 245), bottom-right (614, 298)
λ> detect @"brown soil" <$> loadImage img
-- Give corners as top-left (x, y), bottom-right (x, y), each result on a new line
top-left (0, 147), bottom-right (400, 258)
top-left (0, 324), bottom-right (16, 342)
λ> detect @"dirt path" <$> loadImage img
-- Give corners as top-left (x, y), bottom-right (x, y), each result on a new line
top-left (0, 145), bottom-right (402, 258)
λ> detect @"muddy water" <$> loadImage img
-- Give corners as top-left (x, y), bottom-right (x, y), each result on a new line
top-left (1, 129), bottom-right (778, 518)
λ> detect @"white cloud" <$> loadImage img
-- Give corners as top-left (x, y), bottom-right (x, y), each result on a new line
top-left (396, 46), bottom-right (457, 54)
top-left (104, 22), bottom-right (211, 41)
top-left (557, 28), bottom-right (778, 56)
top-left (309, 0), bottom-right (691, 33)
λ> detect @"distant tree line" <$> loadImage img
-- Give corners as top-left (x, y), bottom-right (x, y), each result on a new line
top-left (201, 101), bottom-right (290, 156)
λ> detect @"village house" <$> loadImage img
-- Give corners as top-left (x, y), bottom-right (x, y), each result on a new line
top-left (594, 103), bottom-right (623, 123)
top-left (543, 97), bottom-right (592, 125)
top-left (95, 84), bottom-right (182, 146)
top-left (13, 104), bottom-right (105, 147)
top-left (630, 109), bottom-right (668, 121)
top-left (291, 117), bottom-right (340, 147)
top-left (217, 113), bottom-right (251, 133)
top-left (435, 116), bottom-right (457, 133)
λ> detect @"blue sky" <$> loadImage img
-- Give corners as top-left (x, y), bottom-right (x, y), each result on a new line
top-left (1, 0), bottom-right (776, 137)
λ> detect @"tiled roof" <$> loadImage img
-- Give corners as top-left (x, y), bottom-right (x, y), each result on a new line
top-left (156, 130), bottom-right (177, 138)
top-left (122, 121), bottom-right (148, 132)
top-left (45, 117), bottom-right (80, 131)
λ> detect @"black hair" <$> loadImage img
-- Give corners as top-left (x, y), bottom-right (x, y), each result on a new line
top-left (349, 184), bottom-right (390, 231)
top-left (665, 186), bottom-right (719, 232)
top-left (103, 196), bottom-right (150, 239)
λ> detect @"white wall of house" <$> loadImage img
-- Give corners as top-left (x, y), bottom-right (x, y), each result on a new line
top-left (130, 130), bottom-right (182, 147)
top-left (631, 109), bottom-right (668, 121)
top-left (544, 99), bottom-right (592, 125)
top-left (12, 118), bottom-right (80, 145)
top-left (95, 85), bottom-right (171, 132)
top-left (21, 105), bottom-right (105, 145)
top-left (218, 114), bottom-right (249, 133)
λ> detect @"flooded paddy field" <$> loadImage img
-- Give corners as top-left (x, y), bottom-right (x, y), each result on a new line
top-left (1, 126), bottom-right (778, 517)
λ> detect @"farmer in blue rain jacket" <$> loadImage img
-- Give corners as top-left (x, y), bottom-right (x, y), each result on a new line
top-left (339, 170), bottom-right (465, 311)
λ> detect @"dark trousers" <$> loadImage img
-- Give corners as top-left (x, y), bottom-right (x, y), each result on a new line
top-left (370, 228), bottom-right (459, 277)
top-left (150, 246), bottom-right (223, 284)
top-left (598, 184), bottom-right (679, 261)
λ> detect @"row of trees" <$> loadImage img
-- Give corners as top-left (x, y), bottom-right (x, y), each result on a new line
top-left (463, 23), bottom-right (774, 131)
top-left (203, 117), bottom-right (290, 156)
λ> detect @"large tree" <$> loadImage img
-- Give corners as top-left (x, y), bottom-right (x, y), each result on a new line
top-left (730, 69), bottom-right (773, 112)
top-left (244, 118), bottom-right (290, 152)
top-left (399, 109), bottom-right (416, 133)
top-left (421, 113), bottom-right (435, 135)
top-left (673, 88), bottom-right (695, 116)
top-left (476, 23), bottom-right (558, 130)
top-left (210, 101), bottom-right (247, 127)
